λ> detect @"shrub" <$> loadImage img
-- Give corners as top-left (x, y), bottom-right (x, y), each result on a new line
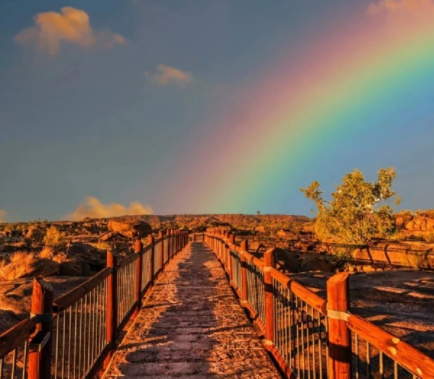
top-left (301, 168), bottom-right (400, 245)
top-left (39, 247), bottom-right (55, 259)
top-left (9, 251), bottom-right (34, 265)
top-left (423, 232), bottom-right (434, 244)
top-left (43, 226), bottom-right (65, 248)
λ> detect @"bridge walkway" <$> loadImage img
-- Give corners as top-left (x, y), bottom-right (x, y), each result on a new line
top-left (103, 242), bottom-right (281, 378)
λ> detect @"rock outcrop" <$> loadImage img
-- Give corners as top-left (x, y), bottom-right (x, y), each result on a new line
top-left (0, 258), bottom-right (59, 281)
top-left (108, 218), bottom-right (152, 239)
top-left (299, 255), bottom-right (332, 272)
top-left (274, 248), bottom-right (299, 273)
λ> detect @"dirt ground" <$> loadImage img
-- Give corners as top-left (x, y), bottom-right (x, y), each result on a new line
top-left (291, 269), bottom-right (434, 358)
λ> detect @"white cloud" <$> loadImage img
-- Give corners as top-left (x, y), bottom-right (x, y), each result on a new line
top-left (145, 64), bottom-right (193, 87)
top-left (65, 196), bottom-right (153, 220)
top-left (15, 7), bottom-right (125, 56)
top-left (0, 210), bottom-right (8, 223)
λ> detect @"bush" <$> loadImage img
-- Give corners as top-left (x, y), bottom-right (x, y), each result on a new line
top-left (301, 168), bottom-right (400, 245)
top-left (43, 226), bottom-right (65, 248)
top-left (39, 247), bottom-right (54, 259)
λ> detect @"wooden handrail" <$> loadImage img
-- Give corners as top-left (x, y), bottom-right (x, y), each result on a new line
top-left (53, 267), bottom-right (113, 312)
top-left (0, 318), bottom-right (36, 358)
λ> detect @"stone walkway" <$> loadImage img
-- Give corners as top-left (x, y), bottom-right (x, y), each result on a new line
top-left (103, 242), bottom-right (281, 378)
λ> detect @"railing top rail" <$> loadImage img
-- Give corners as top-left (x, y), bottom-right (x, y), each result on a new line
top-left (53, 266), bottom-right (113, 312)
top-left (0, 318), bottom-right (36, 358)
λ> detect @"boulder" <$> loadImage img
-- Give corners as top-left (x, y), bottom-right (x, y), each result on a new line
top-left (108, 218), bottom-right (152, 239)
top-left (299, 255), bottom-right (332, 273)
top-left (0, 258), bottom-right (59, 281)
top-left (59, 260), bottom-right (91, 276)
top-left (67, 243), bottom-right (106, 270)
top-left (274, 248), bottom-right (299, 273)
top-left (395, 213), bottom-right (413, 228)
top-left (100, 231), bottom-right (120, 242)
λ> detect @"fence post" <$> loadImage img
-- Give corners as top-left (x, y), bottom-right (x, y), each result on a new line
top-left (240, 240), bottom-right (248, 305)
top-left (133, 239), bottom-right (143, 318)
top-left (264, 248), bottom-right (275, 350)
top-left (104, 250), bottom-right (118, 368)
top-left (160, 231), bottom-right (165, 273)
top-left (176, 231), bottom-right (179, 253)
top-left (158, 231), bottom-right (164, 275)
top-left (28, 278), bottom-right (54, 379)
top-left (226, 233), bottom-right (232, 281)
top-left (327, 273), bottom-right (351, 379)
top-left (169, 230), bottom-right (173, 263)
top-left (148, 234), bottom-right (155, 286)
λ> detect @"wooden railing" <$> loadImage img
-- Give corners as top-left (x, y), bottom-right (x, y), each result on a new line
top-left (0, 230), bottom-right (189, 379)
top-left (205, 231), bottom-right (434, 379)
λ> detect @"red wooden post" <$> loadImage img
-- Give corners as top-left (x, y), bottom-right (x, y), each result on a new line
top-left (133, 239), bottom-right (143, 318)
top-left (167, 230), bottom-right (171, 264)
top-left (148, 234), bottom-right (155, 285)
top-left (327, 273), bottom-right (351, 379)
top-left (264, 248), bottom-right (275, 350)
top-left (104, 250), bottom-right (118, 368)
top-left (226, 234), bottom-right (233, 282)
top-left (160, 231), bottom-right (164, 272)
top-left (193, 233), bottom-right (196, 242)
top-left (28, 278), bottom-right (54, 379)
top-left (240, 240), bottom-right (248, 304)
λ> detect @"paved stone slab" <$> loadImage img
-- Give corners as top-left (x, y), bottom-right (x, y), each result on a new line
top-left (104, 242), bottom-right (281, 378)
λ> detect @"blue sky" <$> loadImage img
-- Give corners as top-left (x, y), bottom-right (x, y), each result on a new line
top-left (0, 0), bottom-right (432, 221)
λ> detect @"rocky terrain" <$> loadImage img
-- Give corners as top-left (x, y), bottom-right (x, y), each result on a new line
top-left (1, 211), bottom-right (434, 348)
top-left (0, 216), bottom-right (154, 334)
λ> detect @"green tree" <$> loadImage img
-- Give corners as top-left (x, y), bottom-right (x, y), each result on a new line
top-left (301, 168), bottom-right (400, 245)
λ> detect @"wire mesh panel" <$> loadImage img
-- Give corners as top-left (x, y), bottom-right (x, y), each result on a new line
top-left (350, 327), bottom-right (422, 379)
top-left (246, 261), bottom-right (265, 325)
top-left (141, 245), bottom-right (153, 293)
top-left (53, 280), bottom-right (107, 379)
top-left (0, 325), bottom-right (32, 379)
top-left (116, 259), bottom-right (137, 328)
top-left (154, 240), bottom-right (162, 275)
top-left (230, 250), bottom-right (242, 290)
top-left (273, 280), bottom-right (328, 379)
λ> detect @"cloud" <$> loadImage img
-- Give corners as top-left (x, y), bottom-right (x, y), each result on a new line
top-left (65, 196), bottom-right (153, 220)
top-left (145, 64), bottom-right (193, 87)
top-left (367, 0), bottom-right (434, 22)
top-left (15, 7), bottom-right (125, 56)
top-left (0, 210), bottom-right (7, 223)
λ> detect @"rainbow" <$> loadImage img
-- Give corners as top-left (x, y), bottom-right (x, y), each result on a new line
top-left (167, 5), bottom-right (434, 214)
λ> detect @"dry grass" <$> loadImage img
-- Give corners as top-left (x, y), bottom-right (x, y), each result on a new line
top-left (9, 251), bottom-right (34, 264)
top-left (423, 231), bottom-right (434, 243)
top-left (39, 246), bottom-right (54, 259)
top-left (43, 226), bottom-right (64, 248)
top-left (390, 231), bottom-right (407, 241)
top-left (0, 258), bottom-right (8, 269)
top-left (95, 241), bottom-right (111, 250)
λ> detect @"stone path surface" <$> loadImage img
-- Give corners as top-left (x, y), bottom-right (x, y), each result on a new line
top-left (103, 242), bottom-right (281, 378)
